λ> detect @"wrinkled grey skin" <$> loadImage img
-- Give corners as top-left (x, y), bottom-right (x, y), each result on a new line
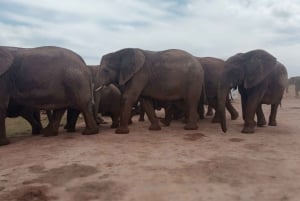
top-left (286, 76), bottom-right (300, 97)
top-left (218, 49), bottom-right (288, 134)
top-left (197, 57), bottom-right (239, 122)
top-left (96, 48), bottom-right (204, 134)
top-left (7, 99), bottom-right (42, 135)
top-left (0, 46), bottom-right (98, 145)
top-left (64, 65), bottom-right (121, 131)
top-left (159, 57), bottom-right (239, 127)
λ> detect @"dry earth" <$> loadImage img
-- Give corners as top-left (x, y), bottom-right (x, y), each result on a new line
top-left (0, 89), bottom-right (300, 201)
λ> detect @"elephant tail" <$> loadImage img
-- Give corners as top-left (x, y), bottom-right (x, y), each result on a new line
top-left (91, 82), bottom-right (95, 105)
top-left (200, 82), bottom-right (207, 105)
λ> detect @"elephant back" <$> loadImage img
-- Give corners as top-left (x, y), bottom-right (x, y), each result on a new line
top-left (0, 47), bottom-right (14, 76)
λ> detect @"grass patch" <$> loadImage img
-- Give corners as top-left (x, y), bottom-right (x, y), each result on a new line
top-left (5, 113), bottom-right (73, 138)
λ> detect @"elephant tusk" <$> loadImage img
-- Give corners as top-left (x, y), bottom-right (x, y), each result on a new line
top-left (95, 85), bottom-right (105, 92)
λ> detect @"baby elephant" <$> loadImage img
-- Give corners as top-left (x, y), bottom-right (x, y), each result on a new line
top-left (64, 66), bottom-right (121, 131)
top-left (7, 99), bottom-right (42, 135)
top-left (95, 84), bottom-right (121, 128)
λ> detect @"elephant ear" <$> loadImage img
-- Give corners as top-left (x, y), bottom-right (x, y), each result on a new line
top-left (118, 49), bottom-right (145, 85)
top-left (0, 48), bottom-right (13, 76)
top-left (243, 49), bottom-right (277, 89)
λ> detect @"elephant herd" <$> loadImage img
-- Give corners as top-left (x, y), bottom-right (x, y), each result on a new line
top-left (286, 76), bottom-right (300, 97)
top-left (0, 46), bottom-right (288, 146)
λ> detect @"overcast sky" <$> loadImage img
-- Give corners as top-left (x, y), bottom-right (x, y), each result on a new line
top-left (0, 0), bottom-right (299, 76)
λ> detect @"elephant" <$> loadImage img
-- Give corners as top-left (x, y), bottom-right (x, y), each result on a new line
top-left (0, 46), bottom-right (98, 145)
top-left (7, 99), bottom-right (42, 135)
top-left (197, 57), bottom-right (239, 122)
top-left (63, 65), bottom-right (122, 131)
top-left (217, 49), bottom-right (288, 134)
top-left (286, 76), bottom-right (300, 97)
top-left (95, 48), bottom-right (204, 134)
top-left (157, 57), bottom-right (239, 126)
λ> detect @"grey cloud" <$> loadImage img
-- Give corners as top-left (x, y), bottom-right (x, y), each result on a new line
top-left (0, 0), bottom-right (299, 75)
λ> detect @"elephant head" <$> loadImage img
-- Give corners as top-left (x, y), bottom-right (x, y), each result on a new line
top-left (95, 48), bottom-right (145, 88)
top-left (0, 48), bottom-right (14, 75)
top-left (218, 49), bottom-right (277, 132)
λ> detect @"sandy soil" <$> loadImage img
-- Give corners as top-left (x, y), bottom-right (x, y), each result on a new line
top-left (0, 89), bottom-right (300, 201)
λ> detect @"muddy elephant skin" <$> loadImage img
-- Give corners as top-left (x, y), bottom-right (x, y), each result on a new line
top-left (0, 46), bottom-right (98, 145)
top-left (95, 48), bottom-right (204, 134)
top-left (218, 49), bottom-right (288, 134)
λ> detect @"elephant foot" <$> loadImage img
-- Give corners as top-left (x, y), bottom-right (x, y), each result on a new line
top-left (82, 127), bottom-right (99, 135)
top-left (184, 123), bottom-right (198, 130)
top-left (268, 121), bottom-right (277, 126)
top-left (43, 132), bottom-right (58, 137)
top-left (160, 119), bottom-right (170, 126)
top-left (42, 127), bottom-right (58, 137)
top-left (241, 127), bottom-right (255, 134)
top-left (32, 132), bottom-right (41, 136)
top-left (230, 112), bottom-right (239, 120)
top-left (110, 123), bottom-right (119, 129)
top-left (115, 127), bottom-right (130, 134)
top-left (0, 138), bottom-right (10, 146)
top-left (64, 124), bottom-right (76, 131)
top-left (257, 120), bottom-right (267, 127)
top-left (32, 128), bottom-right (42, 135)
top-left (149, 124), bottom-right (161, 131)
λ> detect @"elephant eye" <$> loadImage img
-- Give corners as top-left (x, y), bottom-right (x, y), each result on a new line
top-left (103, 68), bottom-right (109, 74)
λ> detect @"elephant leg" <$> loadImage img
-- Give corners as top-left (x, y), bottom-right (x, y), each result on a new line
top-left (64, 108), bottom-right (80, 132)
top-left (110, 113), bottom-right (119, 128)
top-left (268, 104), bottom-right (279, 126)
top-left (140, 98), bottom-right (161, 131)
top-left (210, 101), bottom-right (220, 123)
top-left (206, 105), bottom-right (214, 116)
top-left (242, 89), bottom-right (266, 134)
top-left (0, 79), bottom-right (10, 146)
top-left (0, 112), bottom-right (9, 146)
top-left (256, 104), bottom-right (266, 127)
top-left (43, 109), bottom-right (65, 136)
top-left (116, 99), bottom-right (135, 134)
top-left (242, 107), bottom-right (256, 134)
top-left (138, 103), bottom-right (145, 122)
top-left (160, 105), bottom-right (173, 126)
top-left (225, 96), bottom-right (239, 120)
top-left (296, 87), bottom-right (299, 98)
top-left (80, 103), bottom-right (99, 135)
top-left (93, 90), bottom-right (106, 125)
top-left (212, 109), bottom-right (221, 123)
top-left (184, 87), bottom-right (200, 130)
top-left (20, 109), bottom-right (42, 135)
top-left (198, 103), bottom-right (205, 119)
top-left (240, 93), bottom-right (247, 121)
top-left (46, 110), bottom-right (53, 122)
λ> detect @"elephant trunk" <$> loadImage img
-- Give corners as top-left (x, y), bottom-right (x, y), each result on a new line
top-left (217, 84), bottom-right (230, 133)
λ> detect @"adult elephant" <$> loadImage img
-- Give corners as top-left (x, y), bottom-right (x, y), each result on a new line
top-left (0, 46), bottom-right (98, 145)
top-left (197, 57), bottom-right (238, 122)
top-left (64, 65), bottom-right (122, 131)
top-left (95, 48), bottom-right (204, 134)
top-left (286, 76), bottom-right (300, 97)
top-left (159, 57), bottom-right (239, 126)
top-left (218, 49), bottom-right (288, 134)
top-left (7, 99), bottom-right (42, 135)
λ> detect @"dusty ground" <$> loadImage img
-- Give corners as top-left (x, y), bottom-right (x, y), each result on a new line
top-left (0, 89), bottom-right (300, 201)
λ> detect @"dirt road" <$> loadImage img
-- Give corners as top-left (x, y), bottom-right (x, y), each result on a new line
top-left (0, 91), bottom-right (300, 201)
